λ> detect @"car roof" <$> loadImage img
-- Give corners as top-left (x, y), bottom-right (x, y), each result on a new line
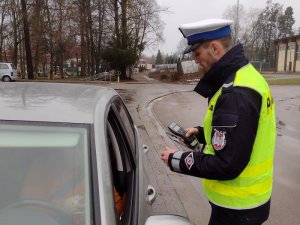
top-left (0, 82), bottom-right (118, 124)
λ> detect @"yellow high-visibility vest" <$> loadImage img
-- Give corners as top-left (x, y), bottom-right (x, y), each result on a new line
top-left (202, 64), bottom-right (276, 209)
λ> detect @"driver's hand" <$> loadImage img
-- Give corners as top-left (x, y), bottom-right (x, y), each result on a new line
top-left (185, 127), bottom-right (199, 137)
top-left (64, 195), bottom-right (84, 214)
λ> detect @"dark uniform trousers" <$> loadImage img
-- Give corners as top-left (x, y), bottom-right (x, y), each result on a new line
top-left (208, 200), bottom-right (270, 225)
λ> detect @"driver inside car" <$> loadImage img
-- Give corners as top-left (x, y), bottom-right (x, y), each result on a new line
top-left (20, 148), bottom-right (86, 224)
top-left (20, 139), bottom-right (127, 224)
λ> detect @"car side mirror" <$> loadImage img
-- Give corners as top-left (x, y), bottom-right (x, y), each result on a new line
top-left (145, 215), bottom-right (194, 225)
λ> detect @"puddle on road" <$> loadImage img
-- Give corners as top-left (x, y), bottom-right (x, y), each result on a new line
top-left (277, 119), bottom-right (285, 128)
top-left (276, 119), bottom-right (285, 136)
top-left (115, 89), bottom-right (134, 104)
top-left (137, 125), bottom-right (146, 131)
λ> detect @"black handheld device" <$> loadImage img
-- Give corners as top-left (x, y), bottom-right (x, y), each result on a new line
top-left (168, 122), bottom-right (199, 150)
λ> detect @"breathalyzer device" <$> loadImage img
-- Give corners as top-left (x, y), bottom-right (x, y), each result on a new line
top-left (168, 122), bottom-right (200, 151)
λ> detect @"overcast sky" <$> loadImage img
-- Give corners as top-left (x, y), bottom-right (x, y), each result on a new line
top-left (145, 0), bottom-right (300, 56)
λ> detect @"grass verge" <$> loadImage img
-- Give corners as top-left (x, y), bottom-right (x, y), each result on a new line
top-left (266, 78), bottom-right (300, 85)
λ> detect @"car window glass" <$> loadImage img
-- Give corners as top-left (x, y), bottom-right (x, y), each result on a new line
top-left (0, 64), bottom-right (9, 69)
top-left (112, 98), bottom-right (136, 156)
top-left (0, 123), bottom-right (92, 225)
top-left (107, 110), bottom-right (135, 225)
top-left (10, 64), bottom-right (16, 70)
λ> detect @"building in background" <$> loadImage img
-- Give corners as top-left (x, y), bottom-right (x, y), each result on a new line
top-left (155, 64), bottom-right (177, 72)
top-left (274, 35), bottom-right (300, 73)
top-left (138, 57), bottom-right (153, 70)
top-left (181, 60), bottom-right (200, 74)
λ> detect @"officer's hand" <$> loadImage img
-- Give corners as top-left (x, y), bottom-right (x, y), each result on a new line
top-left (161, 147), bottom-right (176, 166)
top-left (185, 127), bottom-right (199, 137)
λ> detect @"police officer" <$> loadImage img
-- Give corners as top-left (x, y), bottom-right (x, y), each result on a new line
top-left (161, 19), bottom-right (276, 225)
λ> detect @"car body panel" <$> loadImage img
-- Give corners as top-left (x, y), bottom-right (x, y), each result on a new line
top-left (145, 215), bottom-right (194, 225)
top-left (0, 82), bottom-right (115, 123)
top-left (136, 129), bottom-right (153, 225)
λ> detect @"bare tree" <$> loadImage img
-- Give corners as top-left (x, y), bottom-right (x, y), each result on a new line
top-left (103, 0), bottom-right (166, 79)
top-left (31, 0), bottom-right (44, 75)
top-left (239, 8), bottom-right (262, 60)
top-left (223, 3), bottom-right (246, 44)
top-left (176, 38), bottom-right (187, 55)
top-left (131, 0), bottom-right (165, 57)
top-left (8, 0), bottom-right (22, 67)
top-left (0, 0), bottom-right (9, 62)
top-left (94, 0), bottom-right (106, 74)
top-left (222, 0), bottom-right (296, 68)
top-left (21, 0), bottom-right (34, 79)
top-left (1, 0), bottom-right (165, 80)
top-left (257, 1), bottom-right (283, 64)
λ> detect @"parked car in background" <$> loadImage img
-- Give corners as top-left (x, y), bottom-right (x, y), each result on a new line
top-left (0, 62), bottom-right (17, 82)
top-left (0, 82), bottom-right (192, 225)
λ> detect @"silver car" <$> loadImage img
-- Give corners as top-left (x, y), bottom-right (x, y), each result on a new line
top-left (0, 62), bottom-right (18, 82)
top-left (0, 83), bottom-right (192, 225)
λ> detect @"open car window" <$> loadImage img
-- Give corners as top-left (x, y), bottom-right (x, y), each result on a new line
top-left (107, 105), bottom-right (136, 225)
top-left (0, 123), bottom-right (92, 225)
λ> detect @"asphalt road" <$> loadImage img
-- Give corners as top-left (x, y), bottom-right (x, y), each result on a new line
top-left (107, 72), bottom-right (300, 225)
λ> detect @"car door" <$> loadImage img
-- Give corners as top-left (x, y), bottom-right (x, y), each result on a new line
top-left (96, 95), bottom-right (191, 225)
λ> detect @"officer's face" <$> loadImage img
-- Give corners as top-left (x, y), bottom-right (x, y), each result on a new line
top-left (193, 41), bottom-right (222, 73)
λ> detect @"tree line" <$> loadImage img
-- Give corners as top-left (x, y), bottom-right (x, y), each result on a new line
top-left (171, 0), bottom-right (297, 70)
top-left (223, 0), bottom-right (296, 68)
top-left (0, 0), bottom-right (165, 80)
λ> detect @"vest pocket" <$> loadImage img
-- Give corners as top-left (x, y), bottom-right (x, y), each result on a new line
top-left (212, 112), bottom-right (239, 128)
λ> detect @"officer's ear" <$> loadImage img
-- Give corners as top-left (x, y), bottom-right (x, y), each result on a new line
top-left (210, 41), bottom-right (225, 60)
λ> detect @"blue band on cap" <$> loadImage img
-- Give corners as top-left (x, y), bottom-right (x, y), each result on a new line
top-left (187, 26), bottom-right (231, 45)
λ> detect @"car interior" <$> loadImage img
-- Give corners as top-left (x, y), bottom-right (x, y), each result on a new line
top-left (0, 123), bottom-right (90, 225)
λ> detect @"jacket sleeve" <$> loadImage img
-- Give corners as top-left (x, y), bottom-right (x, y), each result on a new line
top-left (168, 87), bottom-right (262, 180)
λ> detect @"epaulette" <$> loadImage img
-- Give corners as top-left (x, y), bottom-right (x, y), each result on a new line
top-left (222, 72), bottom-right (236, 93)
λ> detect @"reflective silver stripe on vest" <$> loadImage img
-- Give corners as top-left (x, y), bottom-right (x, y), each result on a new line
top-left (222, 81), bottom-right (233, 88)
top-left (171, 151), bottom-right (184, 173)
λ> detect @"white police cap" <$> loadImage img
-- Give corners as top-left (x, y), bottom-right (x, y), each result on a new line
top-left (179, 19), bottom-right (233, 54)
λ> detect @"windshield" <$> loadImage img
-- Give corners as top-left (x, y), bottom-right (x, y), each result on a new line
top-left (0, 123), bottom-right (91, 225)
